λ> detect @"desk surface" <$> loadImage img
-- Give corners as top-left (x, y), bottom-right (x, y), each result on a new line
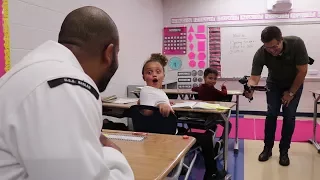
top-left (102, 130), bottom-right (196, 180)
top-left (310, 90), bottom-right (320, 95)
top-left (132, 89), bottom-right (242, 95)
top-left (103, 99), bottom-right (236, 114)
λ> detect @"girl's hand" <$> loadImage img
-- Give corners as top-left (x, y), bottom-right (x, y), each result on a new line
top-left (158, 103), bottom-right (174, 117)
top-left (169, 101), bottom-right (175, 106)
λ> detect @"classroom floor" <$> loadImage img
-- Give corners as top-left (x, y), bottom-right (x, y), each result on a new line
top-left (181, 116), bottom-right (320, 180)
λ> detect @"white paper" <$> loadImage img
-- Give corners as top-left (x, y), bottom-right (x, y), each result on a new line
top-left (193, 102), bottom-right (220, 109)
top-left (107, 134), bottom-right (145, 141)
top-left (171, 101), bottom-right (197, 108)
top-left (112, 98), bottom-right (138, 104)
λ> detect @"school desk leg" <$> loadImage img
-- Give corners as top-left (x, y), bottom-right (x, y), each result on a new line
top-left (221, 110), bottom-right (232, 179)
top-left (308, 93), bottom-right (320, 153)
top-left (234, 95), bottom-right (239, 154)
top-left (179, 94), bottom-right (186, 100)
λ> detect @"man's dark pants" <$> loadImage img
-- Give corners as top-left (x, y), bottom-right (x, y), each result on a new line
top-left (264, 83), bottom-right (303, 152)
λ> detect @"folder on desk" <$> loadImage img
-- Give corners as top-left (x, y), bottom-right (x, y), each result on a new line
top-left (171, 101), bottom-right (230, 110)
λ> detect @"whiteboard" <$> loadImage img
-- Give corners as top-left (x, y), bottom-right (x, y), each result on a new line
top-left (217, 23), bottom-right (320, 78)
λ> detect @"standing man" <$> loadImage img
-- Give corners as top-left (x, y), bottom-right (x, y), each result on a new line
top-left (0, 6), bottom-right (134, 179)
top-left (245, 26), bottom-right (308, 166)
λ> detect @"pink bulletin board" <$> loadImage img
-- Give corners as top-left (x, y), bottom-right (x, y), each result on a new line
top-left (163, 27), bottom-right (187, 55)
top-left (208, 27), bottom-right (221, 77)
top-left (0, 0), bottom-right (10, 78)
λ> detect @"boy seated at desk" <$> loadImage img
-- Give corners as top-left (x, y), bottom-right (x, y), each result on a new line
top-left (139, 53), bottom-right (225, 180)
top-left (191, 67), bottom-right (232, 154)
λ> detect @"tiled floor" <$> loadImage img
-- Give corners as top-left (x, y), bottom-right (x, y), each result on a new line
top-left (182, 139), bottom-right (320, 180)
top-left (180, 115), bottom-right (320, 180)
top-left (244, 140), bottom-right (320, 180)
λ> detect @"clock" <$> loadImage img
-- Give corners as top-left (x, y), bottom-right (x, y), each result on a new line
top-left (169, 57), bottom-right (182, 70)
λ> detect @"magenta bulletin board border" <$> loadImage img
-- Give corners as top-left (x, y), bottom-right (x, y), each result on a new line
top-left (0, 0), bottom-right (10, 78)
top-left (171, 11), bottom-right (319, 24)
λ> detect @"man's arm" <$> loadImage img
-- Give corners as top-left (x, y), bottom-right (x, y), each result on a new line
top-left (11, 81), bottom-right (134, 180)
top-left (289, 65), bottom-right (307, 94)
top-left (248, 75), bottom-right (261, 86)
top-left (248, 49), bottom-right (264, 86)
top-left (289, 38), bottom-right (309, 94)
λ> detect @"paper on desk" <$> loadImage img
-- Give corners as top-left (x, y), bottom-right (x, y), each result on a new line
top-left (171, 101), bottom-right (230, 110)
top-left (171, 101), bottom-right (197, 108)
top-left (193, 102), bottom-right (230, 110)
top-left (102, 95), bottom-right (117, 103)
top-left (112, 98), bottom-right (138, 104)
top-left (227, 90), bottom-right (242, 95)
top-left (104, 133), bottom-right (145, 141)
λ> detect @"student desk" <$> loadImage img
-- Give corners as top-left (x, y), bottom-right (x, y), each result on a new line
top-left (102, 130), bottom-right (196, 180)
top-left (102, 99), bottom-right (236, 179)
top-left (130, 89), bottom-right (243, 153)
top-left (309, 90), bottom-right (320, 153)
top-left (131, 89), bottom-right (197, 100)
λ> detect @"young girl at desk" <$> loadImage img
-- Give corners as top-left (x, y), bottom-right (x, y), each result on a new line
top-left (139, 53), bottom-right (223, 180)
top-left (191, 68), bottom-right (232, 154)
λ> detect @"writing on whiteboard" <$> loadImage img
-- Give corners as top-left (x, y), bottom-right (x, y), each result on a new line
top-left (229, 34), bottom-right (255, 54)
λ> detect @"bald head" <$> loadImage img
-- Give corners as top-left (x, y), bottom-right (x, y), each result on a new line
top-left (58, 6), bottom-right (119, 57)
top-left (58, 6), bottom-right (120, 93)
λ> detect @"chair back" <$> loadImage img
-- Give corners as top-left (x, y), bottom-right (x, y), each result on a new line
top-left (126, 105), bottom-right (177, 135)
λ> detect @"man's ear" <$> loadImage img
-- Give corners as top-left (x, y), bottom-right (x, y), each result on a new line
top-left (142, 75), bottom-right (145, 81)
top-left (103, 44), bottom-right (114, 67)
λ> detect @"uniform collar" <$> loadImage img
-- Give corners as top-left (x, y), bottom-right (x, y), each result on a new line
top-left (36, 40), bottom-right (84, 71)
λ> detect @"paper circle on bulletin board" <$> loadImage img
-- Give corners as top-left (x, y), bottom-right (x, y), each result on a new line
top-left (198, 61), bottom-right (206, 69)
top-left (192, 70), bottom-right (197, 76)
top-left (189, 60), bottom-right (196, 68)
top-left (169, 57), bottom-right (182, 70)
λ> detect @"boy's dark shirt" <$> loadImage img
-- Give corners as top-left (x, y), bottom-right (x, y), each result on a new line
top-left (192, 84), bottom-right (227, 101)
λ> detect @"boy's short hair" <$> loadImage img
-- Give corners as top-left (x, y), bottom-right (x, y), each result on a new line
top-left (204, 68), bottom-right (218, 77)
top-left (261, 26), bottom-right (282, 43)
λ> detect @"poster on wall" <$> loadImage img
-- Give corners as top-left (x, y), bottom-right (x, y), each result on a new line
top-left (177, 69), bottom-right (204, 89)
top-left (187, 24), bottom-right (207, 70)
top-left (176, 24), bottom-right (208, 89)
top-left (0, 0), bottom-right (10, 78)
top-left (208, 27), bottom-right (221, 77)
top-left (163, 27), bottom-right (187, 55)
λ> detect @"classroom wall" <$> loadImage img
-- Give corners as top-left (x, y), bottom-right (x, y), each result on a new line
top-left (9, 0), bottom-right (164, 98)
top-left (163, 0), bottom-right (320, 113)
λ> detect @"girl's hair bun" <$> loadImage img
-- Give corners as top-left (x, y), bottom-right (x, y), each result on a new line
top-left (150, 53), bottom-right (168, 67)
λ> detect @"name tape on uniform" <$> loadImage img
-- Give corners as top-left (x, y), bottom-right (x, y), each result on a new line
top-left (47, 77), bottom-right (99, 100)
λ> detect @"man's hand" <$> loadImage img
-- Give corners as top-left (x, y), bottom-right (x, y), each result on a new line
top-left (282, 91), bottom-right (294, 107)
top-left (100, 133), bottom-right (122, 152)
top-left (158, 103), bottom-right (174, 117)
